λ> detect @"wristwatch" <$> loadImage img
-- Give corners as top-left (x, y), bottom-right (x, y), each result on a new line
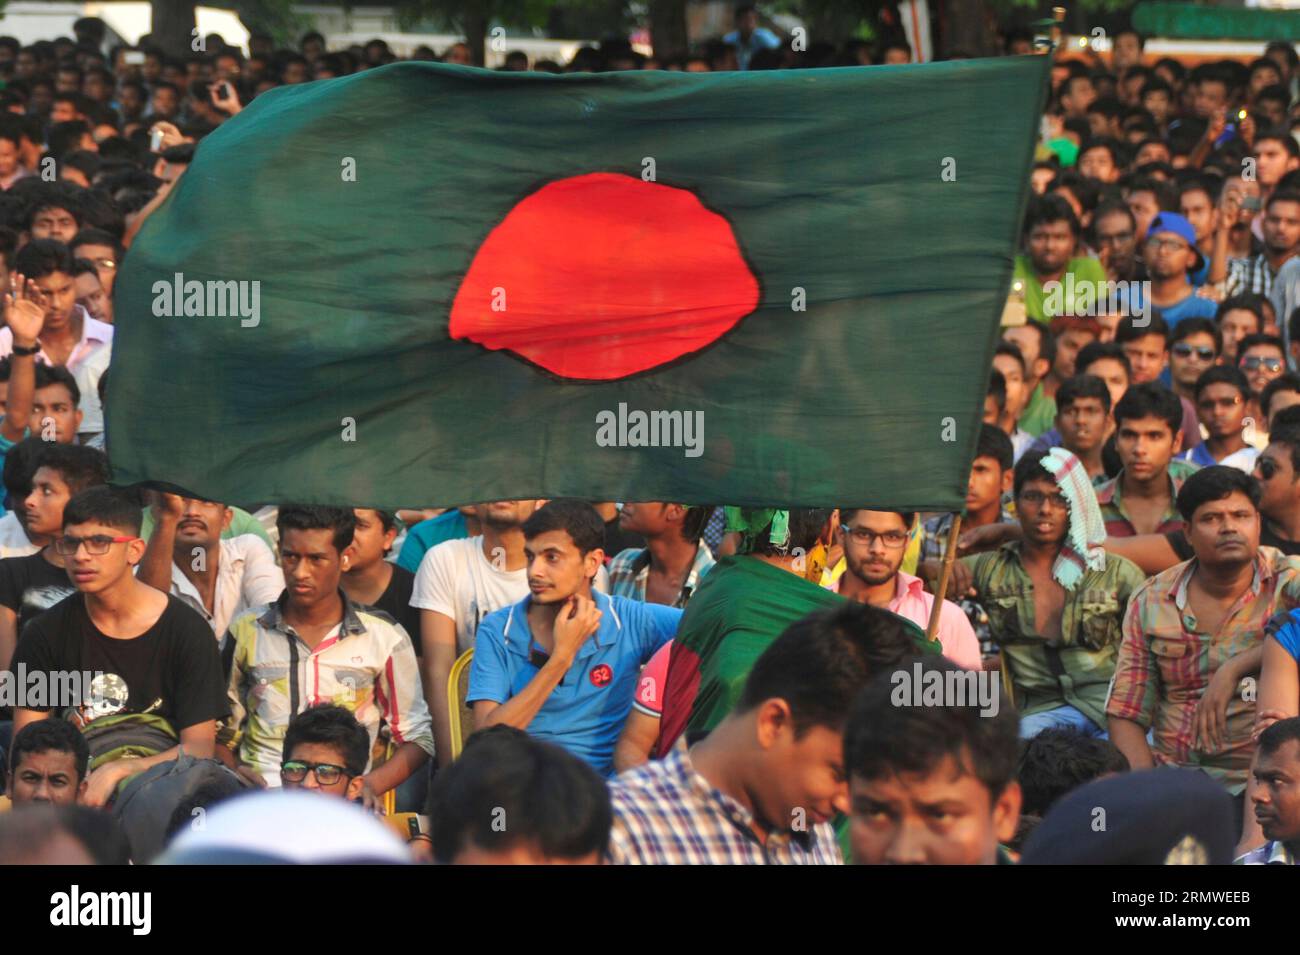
top-left (10, 342), bottom-right (40, 356)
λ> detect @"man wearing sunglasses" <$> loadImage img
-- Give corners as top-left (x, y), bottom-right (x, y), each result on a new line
top-left (1168, 317), bottom-right (1221, 405)
top-left (279, 704), bottom-right (369, 802)
top-left (1238, 333), bottom-right (1288, 446)
top-left (11, 485), bottom-right (227, 807)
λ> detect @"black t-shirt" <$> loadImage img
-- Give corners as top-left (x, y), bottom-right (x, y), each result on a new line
top-left (12, 593), bottom-right (229, 731)
top-left (370, 563), bottom-right (421, 655)
top-left (0, 550), bottom-right (77, 639)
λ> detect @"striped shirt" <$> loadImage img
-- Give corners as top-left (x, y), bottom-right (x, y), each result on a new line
top-left (1225, 253), bottom-right (1276, 298)
top-left (1106, 546), bottom-right (1300, 793)
top-left (607, 747), bottom-right (842, 864)
top-left (1235, 840), bottom-right (1297, 865)
top-left (607, 542), bottom-right (716, 608)
top-left (220, 590), bottom-right (434, 782)
top-left (1094, 466), bottom-right (1189, 538)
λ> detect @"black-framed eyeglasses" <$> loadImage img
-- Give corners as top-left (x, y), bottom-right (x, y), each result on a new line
top-left (841, 526), bottom-right (909, 548)
top-left (1241, 356), bottom-right (1284, 373)
top-left (1172, 343), bottom-right (1215, 361)
top-left (1019, 489), bottom-right (1070, 509)
top-left (280, 760), bottom-right (351, 785)
top-left (52, 534), bottom-right (138, 557)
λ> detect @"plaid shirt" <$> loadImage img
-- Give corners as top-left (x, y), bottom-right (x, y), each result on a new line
top-left (607, 543), bottom-right (716, 608)
top-left (1235, 840), bottom-right (1298, 865)
top-left (963, 544), bottom-right (1146, 727)
top-left (1106, 547), bottom-right (1300, 793)
top-left (1225, 253), bottom-right (1276, 298)
top-left (1094, 468), bottom-right (1188, 538)
top-left (607, 747), bottom-right (842, 864)
top-left (219, 590), bottom-right (434, 781)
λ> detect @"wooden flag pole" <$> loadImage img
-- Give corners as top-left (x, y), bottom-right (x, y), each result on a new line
top-left (925, 514), bottom-right (963, 644)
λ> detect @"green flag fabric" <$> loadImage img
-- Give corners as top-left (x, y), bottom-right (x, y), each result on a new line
top-left (109, 57), bottom-right (1049, 511)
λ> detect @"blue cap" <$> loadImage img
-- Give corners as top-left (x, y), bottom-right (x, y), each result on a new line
top-left (1146, 212), bottom-right (1205, 272)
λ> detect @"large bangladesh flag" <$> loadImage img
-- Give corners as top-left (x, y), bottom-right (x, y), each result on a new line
top-left (109, 57), bottom-right (1049, 510)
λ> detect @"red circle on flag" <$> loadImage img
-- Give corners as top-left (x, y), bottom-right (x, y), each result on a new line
top-left (449, 172), bottom-right (759, 380)
top-left (589, 664), bottom-right (613, 687)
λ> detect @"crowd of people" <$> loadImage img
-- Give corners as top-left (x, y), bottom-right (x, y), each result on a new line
top-left (0, 8), bottom-right (1297, 868)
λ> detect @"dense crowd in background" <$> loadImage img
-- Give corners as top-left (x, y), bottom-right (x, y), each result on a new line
top-left (0, 6), bottom-right (1297, 867)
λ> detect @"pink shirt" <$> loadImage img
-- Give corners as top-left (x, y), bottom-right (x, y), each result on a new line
top-left (632, 639), bottom-right (672, 717)
top-left (837, 570), bottom-right (981, 670)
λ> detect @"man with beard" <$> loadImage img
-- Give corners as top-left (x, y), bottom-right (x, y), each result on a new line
top-left (1132, 212), bottom-right (1218, 330)
top-left (136, 491), bottom-right (283, 644)
top-left (834, 508), bottom-right (978, 669)
top-left (1227, 190), bottom-right (1300, 299)
top-left (412, 499), bottom-right (542, 767)
top-left (1094, 201), bottom-right (1146, 284)
top-left (1012, 194), bottom-right (1108, 325)
top-left (949, 450), bottom-right (1144, 737)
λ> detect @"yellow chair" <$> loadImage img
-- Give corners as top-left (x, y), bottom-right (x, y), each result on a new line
top-left (447, 647), bottom-right (475, 761)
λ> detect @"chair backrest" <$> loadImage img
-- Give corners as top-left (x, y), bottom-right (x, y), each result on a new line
top-left (447, 647), bottom-right (476, 761)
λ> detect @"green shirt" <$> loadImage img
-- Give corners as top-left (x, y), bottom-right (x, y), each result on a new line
top-left (963, 543), bottom-right (1147, 728)
top-left (1017, 382), bottom-right (1057, 438)
top-left (1012, 255), bottom-right (1109, 325)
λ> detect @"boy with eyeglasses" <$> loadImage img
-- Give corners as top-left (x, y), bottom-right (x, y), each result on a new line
top-left (279, 704), bottom-right (370, 801)
top-left (0, 443), bottom-right (106, 673)
top-left (944, 451), bottom-right (1145, 738)
top-left (834, 508), bottom-right (979, 670)
top-left (11, 485), bottom-right (227, 807)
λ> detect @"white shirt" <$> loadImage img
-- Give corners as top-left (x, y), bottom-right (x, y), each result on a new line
top-left (0, 511), bottom-right (38, 559)
top-left (410, 536), bottom-right (530, 654)
top-left (169, 533), bottom-right (284, 640)
top-left (74, 339), bottom-right (111, 437)
top-left (0, 306), bottom-right (113, 371)
top-left (409, 536), bottom-right (611, 654)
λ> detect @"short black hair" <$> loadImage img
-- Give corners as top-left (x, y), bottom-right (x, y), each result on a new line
top-left (1217, 294), bottom-right (1264, 329)
top-left (1267, 424), bottom-right (1300, 473)
top-left (521, 498), bottom-right (605, 555)
top-left (33, 362), bottom-right (80, 406)
top-left (1170, 315), bottom-right (1222, 351)
top-left (427, 725), bottom-right (611, 864)
top-left (12, 238), bottom-right (75, 280)
top-left (1257, 716), bottom-right (1300, 759)
top-left (3, 437), bottom-right (48, 499)
top-left (1262, 373), bottom-right (1300, 419)
top-left (1016, 727), bottom-right (1128, 817)
top-left (1176, 465), bottom-right (1261, 523)
top-left (993, 340), bottom-right (1026, 375)
top-left (1076, 341), bottom-right (1131, 380)
top-left (1113, 381), bottom-right (1183, 434)
top-left (69, 226), bottom-right (121, 259)
top-left (987, 368), bottom-right (1006, 410)
top-left (1013, 452), bottom-right (1057, 498)
top-left (9, 718), bottom-right (90, 782)
top-left (283, 704), bottom-right (369, 777)
top-left (838, 508), bottom-right (916, 529)
top-left (844, 657), bottom-right (1020, 799)
top-left (1115, 311), bottom-right (1169, 345)
top-left (276, 504), bottom-right (356, 553)
top-left (1023, 192), bottom-right (1081, 238)
top-left (63, 484), bottom-right (141, 534)
top-left (1057, 373), bottom-right (1112, 415)
top-left (1237, 333), bottom-right (1285, 360)
top-left (974, 422), bottom-right (1014, 472)
top-left (736, 601), bottom-right (924, 735)
top-left (1193, 364), bottom-right (1249, 402)
top-left (1009, 321), bottom-right (1055, 369)
top-left (33, 444), bottom-right (108, 496)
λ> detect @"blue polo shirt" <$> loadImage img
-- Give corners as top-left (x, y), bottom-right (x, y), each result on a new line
top-left (468, 590), bottom-right (681, 775)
